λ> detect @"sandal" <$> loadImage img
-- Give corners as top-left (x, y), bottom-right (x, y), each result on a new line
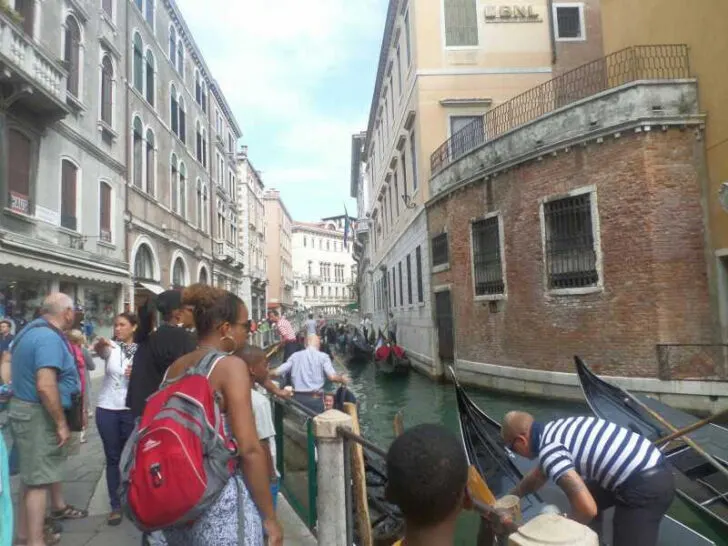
top-left (14, 520), bottom-right (63, 545)
top-left (50, 504), bottom-right (88, 520)
top-left (107, 511), bottom-right (123, 526)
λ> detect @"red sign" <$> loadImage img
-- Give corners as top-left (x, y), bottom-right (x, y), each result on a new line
top-left (9, 191), bottom-right (29, 215)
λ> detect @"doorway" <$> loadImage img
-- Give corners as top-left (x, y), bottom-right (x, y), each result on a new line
top-left (435, 290), bottom-right (454, 364)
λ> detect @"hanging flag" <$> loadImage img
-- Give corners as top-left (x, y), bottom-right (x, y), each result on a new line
top-left (343, 204), bottom-right (350, 247)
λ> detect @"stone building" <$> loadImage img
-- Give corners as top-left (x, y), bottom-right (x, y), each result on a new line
top-left (237, 145), bottom-right (267, 324)
top-left (426, 44), bottom-right (723, 412)
top-left (263, 189), bottom-right (293, 312)
top-left (292, 217), bottom-right (356, 314)
top-left (126, 0), bottom-right (243, 315)
top-left (0, 0), bottom-right (129, 338)
top-left (351, 131), bottom-right (372, 317)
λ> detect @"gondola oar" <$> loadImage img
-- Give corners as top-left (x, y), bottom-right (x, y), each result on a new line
top-left (468, 465), bottom-right (497, 506)
top-left (627, 395), bottom-right (728, 484)
top-left (654, 408), bottom-right (728, 448)
top-left (265, 342), bottom-right (281, 360)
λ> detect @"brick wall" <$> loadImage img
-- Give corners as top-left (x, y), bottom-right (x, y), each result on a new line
top-left (427, 129), bottom-right (715, 377)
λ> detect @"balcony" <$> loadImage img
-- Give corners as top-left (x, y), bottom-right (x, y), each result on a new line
top-left (302, 274), bottom-right (322, 285)
top-left (214, 239), bottom-right (235, 263)
top-left (0, 11), bottom-right (69, 122)
top-left (234, 247), bottom-right (245, 269)
top-left (430, 45), bottom-right (691, 174)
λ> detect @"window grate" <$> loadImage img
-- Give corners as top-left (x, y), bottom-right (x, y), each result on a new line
top-left (432, 233), bottom-right (449, 267)
top-left (556, 7), bottom-right (581, 39)
top-left (544, 194), bottom-right (598, 289)
top-left (444, 0), bottom-right (478, 46)
top-left (472, 217), bottom-right (504, 296)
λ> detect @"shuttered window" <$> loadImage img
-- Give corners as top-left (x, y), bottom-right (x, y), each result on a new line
top-left (100, 55), bottom-right (113, 125)
top-left (444, 0), bottom-right (478, 47)
top-left (145, 50), bottom-right (155, 106)
top-left (61, 160), bottom-right (78, 230)
top-left (145, 129), bottom-right (155, 195)
top-left (415, 245), bottom-right (424, 303)
top-left (8, 129), bottom-right (32, 214)
top-left (133, 33), bottom-right (143, 92)
top-left (99, 182), bottom-right (111, 242)
top-left (16, 0), bottom-right (35, 36)
top-left (64, 16), bottom-right (81, 97)
top-left (132, 117), bottom-right (143, 188)
top-left (170, 85), bottom-right (178, 135)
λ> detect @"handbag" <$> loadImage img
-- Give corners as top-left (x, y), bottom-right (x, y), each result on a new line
top-left (65, 392), bottom-right (84, 432)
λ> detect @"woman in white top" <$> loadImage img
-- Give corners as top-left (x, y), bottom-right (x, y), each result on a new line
top-left (93, 312), bottom-right (138, 526)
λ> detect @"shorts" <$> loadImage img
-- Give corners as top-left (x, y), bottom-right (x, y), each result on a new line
top-left (8, 398), bottom-right (67, 486)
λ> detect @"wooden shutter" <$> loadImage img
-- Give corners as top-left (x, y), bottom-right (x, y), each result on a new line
top-left (8, 130), bottom-right (32, 214)
top-left (100, 183), bottom-right (111, 241)
top-left (61, 160), bottom-right (77, 230)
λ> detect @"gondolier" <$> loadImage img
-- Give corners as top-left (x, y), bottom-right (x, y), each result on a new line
top-left (499, 411), bottom-right (674, 546)
top-left (267, 309), bottom-right (297, 361)
top-left (270, 335), bottom-right (348, 413)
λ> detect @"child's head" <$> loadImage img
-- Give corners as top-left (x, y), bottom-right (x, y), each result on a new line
top-left (236, 345), bottom-right (269, 384)
top-left (324, 392), bottom-right (335, 411)
top-left (385, 424), bottom-right (468, 529)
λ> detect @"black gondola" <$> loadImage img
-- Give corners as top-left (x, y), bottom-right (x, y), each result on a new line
top-left (374, 342), bottom-right (411, 376)
top-left (348, 329), bottom-right (373, 362)
top-left (575, 356), bottom-right (728, 532)
top-left (452, 366), bottom-right (716, 546)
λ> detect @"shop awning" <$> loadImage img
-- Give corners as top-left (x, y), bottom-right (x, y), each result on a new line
top-left (136, 281), bottom-right (164, 295)
top-left (0, 249), bottom-right (129, 285)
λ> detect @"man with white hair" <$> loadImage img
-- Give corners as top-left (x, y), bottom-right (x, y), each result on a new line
top-left (270, 334), bottom-right (348, 413)
top-left (9, 293), bottom-right (85, 546)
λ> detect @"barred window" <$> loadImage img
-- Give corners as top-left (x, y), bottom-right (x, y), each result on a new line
top-left (406, 254), bottom-right (413, 304)
top-left (444, 0), bottom-right (478, 47)
top-left (554, 4), bottom-right (584, 40)
top-left (543, 193), bottom-right (598, 289)
top-left (472, 216), bottom-right (504, 296)
top-left (432, 233), bottom-right (449, 267)
top-left (415, 245), bottom-right (424, 303)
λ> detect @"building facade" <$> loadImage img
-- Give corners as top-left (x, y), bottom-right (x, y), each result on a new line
top-left (263, 189), bottom-right (293, 312)
top-left (351, 131), bottom-right (373, 317)
top-left (237, 145), bottom-right (267, 324)
top-left (0, 0), bottom-right (130, 338)
top-left (292, 218), bottom-right (356, 313)
top-left (362, 0), bottom-right (601, 373)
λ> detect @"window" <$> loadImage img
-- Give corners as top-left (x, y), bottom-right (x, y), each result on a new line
top-left (201, 129), bottom-right (208, 167)
top-left (393, 171), bottom-right (400, 215)
top-left (100, 55), bottom-right (113, 125)
top-left (99, 181), bottom-right (112, 242)
top-left (199, 266), bottom-right (208, 284)
top-left (202, 185), bottom-right (209, 232)
top-left (543, 192), bottom-right (598, 289)
top-left (64, 15), bottom-right (81, 97)
top-left (391, 267), bottom-right (396, 307)
top-left (410, 130), bottom-right (418, 192)
top-left (553, 3), bottom-right (585, 41)
top-left (396, 43), bottom-right (402, 93)
top-left (400, 150), bottom-right (408, 195)
top-left (176, 39), bottom-right (184, 75)
top-left (134, 0), bottom-right (142, 10)
top-left (472, 215), bottom-right (504, 296)
top-left (134, 244), bottom-right (154, 280)
top-left (196, 121), bottom-right (203, 162)
top-left (145, 50), bottom-right (155, 105)
top-left (145, 129), bottom-right (155, 195)
top-left (398, 261), bottom-right (404, 306)
top-left (60, 159), bottom-right (78, 231)
top-left (145, 0), bottom-right (154, 25)
top-left (170, 154), bottom-right (178, 213)
top-left (101, 0), bottom-right (113, 18)
top-left (178, 97), bottom-right (186, 143)
top-left (404, 10), bottom-right (412, 65)
top-left (388, 185), bottom-right (394, 225)
top-left (328, 287), bottom-right (332, 298)
top-left (132, 117), bottom-right (143, 188)
top-left (305, 285), bottom-right (309, 298)
top-left (415, 245), bottom-right (424, 303)
top-left (179, 162), bottom-right (187, 218)
top-left (169, 25), bottom-right (176, 61)
top-left (7, 129), bottom-right (32, 214)
top-left (172, 258), bottom-right (186, 288)
top-left (16, 0), bottom-right (35, 36)
top-left (444, 0), bottom-right (478, 47)
top-left (432, 232), bottom-right (449, 266)
top-left (195, 70), bottom-right (202, 104)
top-left (170, 84), bottom-right (178, 135)
top-left (406, 254), bottom-right (413, 304)
top-left (303, 237), bottom-right (307, 247)
top-left (449, 115), bottom-right (484, 159)
top-left (326, 240), bottom-right (330, 251)
top-left (196, 178), bottom-right (203, 226)
top-left (133, 33), bottom-right (143, 92)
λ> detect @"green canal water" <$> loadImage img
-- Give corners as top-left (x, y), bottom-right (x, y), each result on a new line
top-left (338, 359), bottom-right (727, 546)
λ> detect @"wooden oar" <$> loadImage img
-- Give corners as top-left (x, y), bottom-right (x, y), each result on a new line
top-left (628, 395), bottom-right (728, 483)
top-left (393, 411), bottom-right (404, 437)
top-left (265, 343), bottom-right (281, 360)
top-left (654, 408), bottom-right (728, 448)
top-left (468, 465), bottom-right (497, 507)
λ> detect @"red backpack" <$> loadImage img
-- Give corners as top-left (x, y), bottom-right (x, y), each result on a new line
top-left (119, 350), bottom-right (236, 532)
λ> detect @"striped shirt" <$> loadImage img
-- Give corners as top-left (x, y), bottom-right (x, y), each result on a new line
top-left (275, 317), bottom-right (296, 342)
top-left (537, 417), bottom-right (663, 490)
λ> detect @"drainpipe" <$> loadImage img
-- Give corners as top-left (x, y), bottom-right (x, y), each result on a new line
top-left (547, 0), bottom-right (557, 66)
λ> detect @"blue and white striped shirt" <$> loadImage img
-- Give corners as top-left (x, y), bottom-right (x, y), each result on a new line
top-left (537, 417), bottom-right (663, 490)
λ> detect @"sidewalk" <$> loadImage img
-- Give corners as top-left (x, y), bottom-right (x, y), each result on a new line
top-left (9, 394), bottom-right (317, 544)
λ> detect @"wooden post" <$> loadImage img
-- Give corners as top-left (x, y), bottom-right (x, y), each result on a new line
top-left (343, 402), bottom-right (373, 546)
top-left (393, 411), bottom-right (404, 437)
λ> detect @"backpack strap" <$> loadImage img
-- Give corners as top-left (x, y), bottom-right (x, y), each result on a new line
top-left (192, 350), bottom-right (227, 379)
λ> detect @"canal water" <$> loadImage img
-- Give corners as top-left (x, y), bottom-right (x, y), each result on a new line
top-left (337, 357), bottom-right (727, 546)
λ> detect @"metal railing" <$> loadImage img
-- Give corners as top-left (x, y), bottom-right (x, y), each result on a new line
top-left (656, 343), bottom-right (728, 381)
top-left (430, 44), bottom-right (691, 173)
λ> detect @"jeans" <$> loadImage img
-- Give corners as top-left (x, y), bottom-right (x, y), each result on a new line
top-left (588, 464), bottom-right (675, 546)
top-left (271, 482), bottom-right (279, 510)
top-left (293, 393), bottom-right (324, 414)
top-left (96, 407), bottom-right (135, 511)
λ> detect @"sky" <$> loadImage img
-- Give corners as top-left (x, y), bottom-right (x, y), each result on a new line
top-left (175, 0), bottom-right (388, 222)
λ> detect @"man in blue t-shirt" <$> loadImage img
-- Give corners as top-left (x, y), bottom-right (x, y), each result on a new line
top-left (9, 293), bottom-right (85, 546)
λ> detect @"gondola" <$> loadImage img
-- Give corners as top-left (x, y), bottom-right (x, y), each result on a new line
top-left (451, 366), bottom-right (716, 546)
top-left (575, 356), bottom-right (728, 533)
top-left (374, 342), bottom-right (411, 376)
top-left (348, 329), bottom-right (373, 362)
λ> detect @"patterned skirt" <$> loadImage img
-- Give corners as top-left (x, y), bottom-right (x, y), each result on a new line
top-left (162, 473), bottom-right (263, 546)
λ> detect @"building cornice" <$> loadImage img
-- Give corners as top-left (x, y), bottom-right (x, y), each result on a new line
top-left (53, 123), bottom-right (126, 176)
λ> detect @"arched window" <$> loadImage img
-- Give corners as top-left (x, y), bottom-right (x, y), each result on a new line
top-left (170, 84), bottom-right (178, 135)
top-left (195, 120), bottom-right (202, 161)
top-left (60, 159), bottom-right (78, 230)
top-left (195, 70), bottom-right (201, 104)
top-left (170, 153), bottom-right (178, 213)
top-left (201, 81), bottom-right (207, 113)
top-left (145, 129), bottom-right (155, 195)
top-left (133, 33), bottom-right (143, 92)
top-left (99, 181), bottom-right (112, 242)
top-left (179, 162), bottom-right (187, 218)
top-left (145, 49), bottom-right (155, 106)
top-left (64, 15), bottom-right (81, 96)
top-left (196, 178), bottom-right (203, 226)
top-left (100, 55), bottom-right (113, 125)
top-left (145, 0), bottom-right (154, 25)
top-left (172, 257), bottom-right (186, 288)
top-left (202, 128), bottom-right (208, 167)
top-left (199, 267), bottom-right (208, 284)
top-left (134, 0), bottom-right (142, 10)
top-left (132, 117), bottom-right (143, 188)
top-left (134, 244), bottom-right (155, 280)
top-left (176, 39), bottom-right (184, 75)
top-left (169, 25), bottom-right (176, 61)
top-left (202, 185), bottom-right (209, 233)
top-left (178, 96), bottom-right (186, 143)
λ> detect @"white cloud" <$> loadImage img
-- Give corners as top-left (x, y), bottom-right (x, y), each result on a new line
top-left (175, 0), bottom-right (385, 219)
